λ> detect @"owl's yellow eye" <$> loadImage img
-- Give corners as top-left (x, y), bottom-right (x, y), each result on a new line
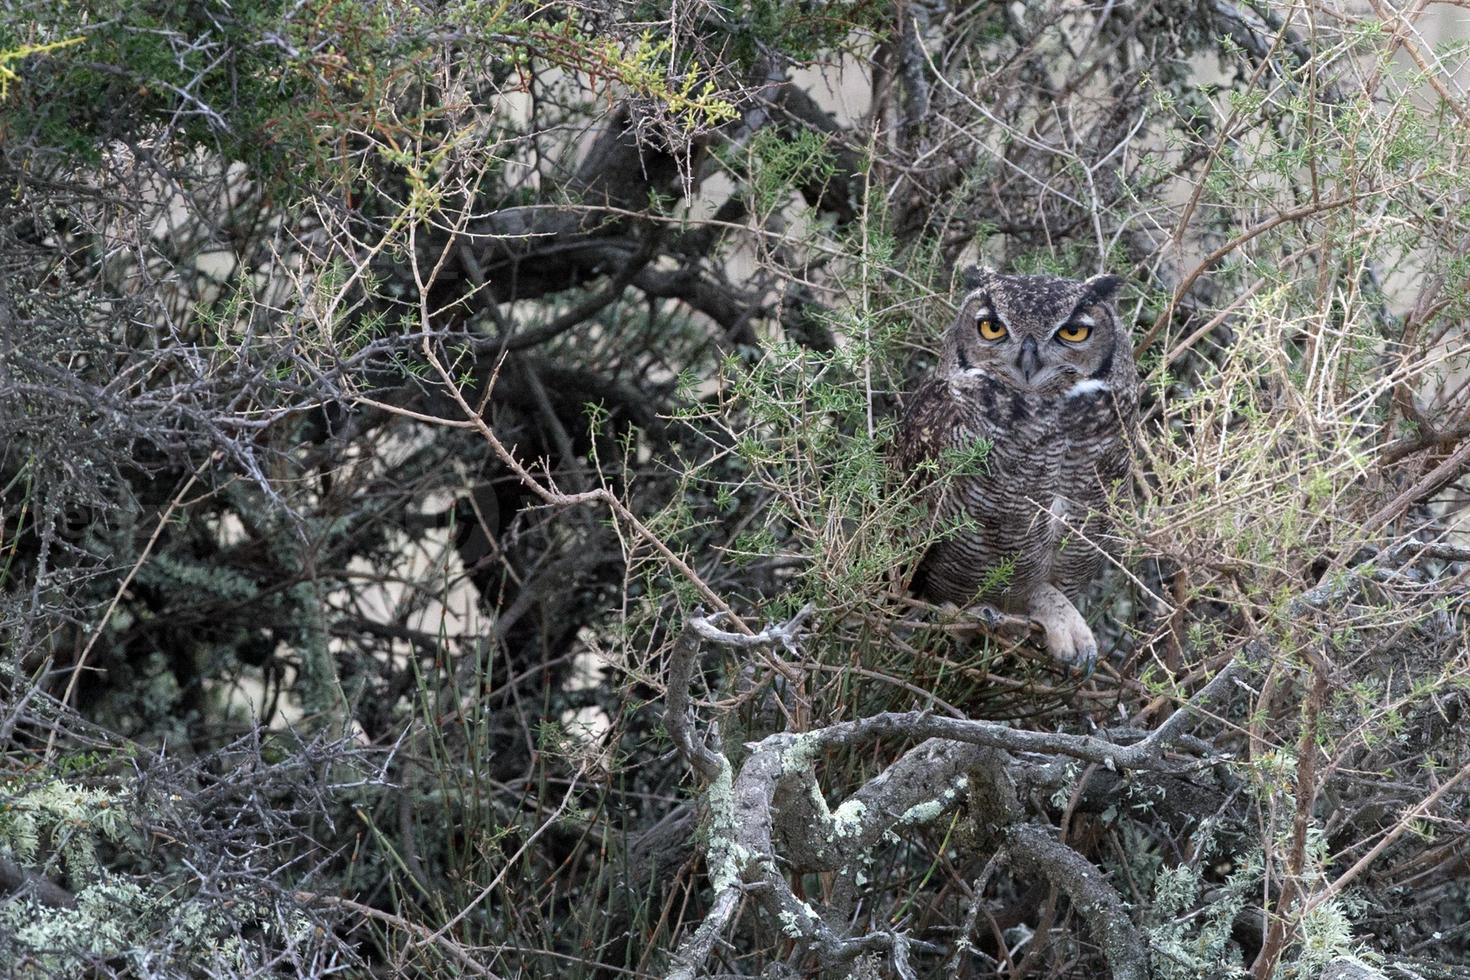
top-left (1056, 323), bottom-right (1091, 343)
top-left (977, 318), bottom-right (1007, 341)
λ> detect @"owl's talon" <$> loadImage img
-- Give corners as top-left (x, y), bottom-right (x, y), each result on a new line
top-left (1073, 632), bottom-right (1099, 678)
top-left (1077, 646), bottom-right (1098, 680)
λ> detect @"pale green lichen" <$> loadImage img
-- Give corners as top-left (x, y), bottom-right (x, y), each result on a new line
top-left (898, 775), bottom-right (967, 826)
top-left (1050, 762), bottom-right (1082, 809)
top-left (0, 879), bottom-right (254, 975)
top-left (777, 900), bottom-right (819, 939)
top-left (830, 798), bottom-right (867, 838)
top-left (779, 732), bottom-right (822, 775)
top-left (1147, 851), bottom-right (1260, 979)
top-left (0, 779), bottom-right (129, 879)
top-left (0, 774), bottom-right (307, 974)
top-left (703, 757), bottom-right (747, 892)
top-left (899, 799), bottom-right (945, 825)
top-left (807, 781), bottom-right (833, 820)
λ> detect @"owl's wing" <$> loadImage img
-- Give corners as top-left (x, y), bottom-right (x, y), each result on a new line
top-left (892, 377), bottom-right (991, 600)
top-left (892, 377), bottom-right (983, 485)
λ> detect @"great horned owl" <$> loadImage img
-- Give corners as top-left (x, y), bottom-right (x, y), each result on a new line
top-left (894, 269), bottom-right (1138, 672)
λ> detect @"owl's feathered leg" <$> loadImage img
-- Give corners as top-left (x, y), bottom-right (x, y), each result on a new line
top-left (1026, 583), bottom-right (1097, 675)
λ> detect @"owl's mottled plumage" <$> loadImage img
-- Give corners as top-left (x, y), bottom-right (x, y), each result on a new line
top-left (895, 269), bottom-right (1138, 670)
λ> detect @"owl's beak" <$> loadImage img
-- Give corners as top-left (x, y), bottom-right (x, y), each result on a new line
top-left (1017, 336), bottom-right (1043, 382)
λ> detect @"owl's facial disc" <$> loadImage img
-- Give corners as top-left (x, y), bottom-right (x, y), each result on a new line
top-left (946, 272), bottom-right (1124, 393)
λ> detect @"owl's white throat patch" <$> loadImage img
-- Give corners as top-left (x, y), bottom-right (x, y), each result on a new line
top-left (1066, 378), bottom-right (1109, 398)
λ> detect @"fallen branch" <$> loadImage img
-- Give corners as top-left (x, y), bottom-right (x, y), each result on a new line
top-left (664, 607), bottom-right (1248, 978)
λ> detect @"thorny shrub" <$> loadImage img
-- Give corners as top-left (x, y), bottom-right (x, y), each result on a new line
top-left (1, 0), bottom-right (1468, 976)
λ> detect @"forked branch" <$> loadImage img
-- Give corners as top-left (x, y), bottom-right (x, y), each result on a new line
top-left (665, 607), bottom-right (1247, 978)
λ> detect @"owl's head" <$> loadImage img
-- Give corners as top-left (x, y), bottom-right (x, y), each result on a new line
top-left (941, 269), bottom-right (1127, 396)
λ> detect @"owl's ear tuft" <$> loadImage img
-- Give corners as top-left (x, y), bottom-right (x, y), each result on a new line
top-left (961, 264), bottom-right (996, 292)
top-left (1079, 273), bottom-right (1123, 306)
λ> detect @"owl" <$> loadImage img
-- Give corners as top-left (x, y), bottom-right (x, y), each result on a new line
top-left (894, 269), bottom-right (1138, 673)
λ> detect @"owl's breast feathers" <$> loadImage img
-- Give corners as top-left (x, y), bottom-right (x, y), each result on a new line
top-left (894, 373), bottom-right (1136, 605)
top-left (895, 373), bottom-right (1083, 477)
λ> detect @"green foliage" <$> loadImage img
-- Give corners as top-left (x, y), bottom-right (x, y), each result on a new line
top-left (748, 127), bottom-right (837, 214)
top-left (587, 31), bottom-right (738, 127)
top-left (0, 35), bottom-right (83, 100)
top-left (3, 0), bottom-right (311, 169)
top-left (0, 878), bottom-right (280, 976)
top-left (1, 0), bottom-right (741, 187)
top-left (713, 0), bottom-right (887, 69)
